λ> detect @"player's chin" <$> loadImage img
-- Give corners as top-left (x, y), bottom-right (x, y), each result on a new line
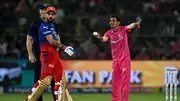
top-left (110, 26), bottom-right (115, 28)
top-left (48, 20), bottom-right (54, 23)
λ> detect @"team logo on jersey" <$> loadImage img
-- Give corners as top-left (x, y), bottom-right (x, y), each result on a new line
top-left (110, 34), bottom-right (123, 43)
top-left (43, 26), bottom-right (48, 29)
top-left (51, 28), bottom-right (54, 30)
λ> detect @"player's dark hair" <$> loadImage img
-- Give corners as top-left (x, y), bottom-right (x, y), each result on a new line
top-left (38, 4), bottom-right (49, 10)
top-left (110, 14), bottom-right (120, 22)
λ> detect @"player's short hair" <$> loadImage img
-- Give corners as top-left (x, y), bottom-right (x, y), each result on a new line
top-left (38, 4), bottom-right (49, 10)
top-left (110, 14), bottom-right (120, 22)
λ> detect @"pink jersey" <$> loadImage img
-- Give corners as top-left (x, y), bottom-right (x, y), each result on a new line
top-left (105, 26), bottom-right (130, 61)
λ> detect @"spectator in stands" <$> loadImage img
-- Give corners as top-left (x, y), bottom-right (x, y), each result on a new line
top-left (0, 0), bottom-right (180, 60)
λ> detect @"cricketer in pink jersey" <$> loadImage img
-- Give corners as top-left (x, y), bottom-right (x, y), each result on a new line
top-left (93, 14), bottom-right (141, 101)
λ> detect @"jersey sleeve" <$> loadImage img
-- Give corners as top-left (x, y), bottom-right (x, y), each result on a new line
top-left (27, 23), bottom-right (36, 37)
top-left (40, 25), bottom-right (52, 36)
top-left (53, 22), bottom-right (58, 33)
top-left (124, 26), bottom-right (130, 33)
top-left (104, 30), bottom-right (110, 38)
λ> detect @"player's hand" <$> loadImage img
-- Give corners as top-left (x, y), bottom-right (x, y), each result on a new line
top-left (135, 20), bottom-right (142, 28)
top-left (93, 32), bottom-right (101, 39)
top-left (28, 54), bottom-right (36, 63)
top-left (64, 46), bottom-right (74, 56)
top-left (57, 48), bottom-right (59, 52)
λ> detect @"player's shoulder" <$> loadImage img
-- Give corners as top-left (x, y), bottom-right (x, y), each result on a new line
top-left (119, 26), bottom-right (127, 30)
top-left (52, 22), bottom-right (57, 26)
top-left (40, 22), bottom-right (50, 29)
top-left (32, 19), bottom-right (43, 26)
top-left (106, 29), bottom-right (112, 34)
top-left (118, 26), bottom-right (129, 32)
top-left (104, 29), bottom-right (112, 37)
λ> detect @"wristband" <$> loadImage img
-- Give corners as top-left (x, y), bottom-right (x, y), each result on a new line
top-left (62, 44), bottom-right (67, 51)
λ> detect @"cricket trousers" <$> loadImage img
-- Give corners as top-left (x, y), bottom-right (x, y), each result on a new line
top-left (33, 56), bottom-right (56, 101)
top-left (40, 51), bottom-right (63, 100)
top-left (112, 56), bottom-right (131, 101)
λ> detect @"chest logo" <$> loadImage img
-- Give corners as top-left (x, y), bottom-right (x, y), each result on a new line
top-left (51, 28), bottom-right (54, 30)
top-left (43, 26), bottom-right (48, 29)
top-left (110, 34), bottom-right (123, 43)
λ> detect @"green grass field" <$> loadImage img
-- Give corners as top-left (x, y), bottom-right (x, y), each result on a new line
top-left (0, 93), bottom-right (180, 101)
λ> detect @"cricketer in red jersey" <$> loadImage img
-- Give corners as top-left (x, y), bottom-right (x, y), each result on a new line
top-left (25, 6), bottom-right (74, 101)
top-left (93, 14), bottom-right (141, 101)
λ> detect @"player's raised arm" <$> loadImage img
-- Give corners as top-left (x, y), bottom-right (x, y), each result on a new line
top-left (26, 24), bottom-right (36, 63)
top-left (127, 20), bottom-right (142, 30)
top-left (93, 32), bottom-right (108, 42)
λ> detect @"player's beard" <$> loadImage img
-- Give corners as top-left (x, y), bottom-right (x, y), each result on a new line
top-left (47, 18), bottom-right (54, 23)
top-left (110, 25), bottom-right (115, 29)
top-left (110, 23), bottom-right (115, 28)
top-left (111, 25), bottom-right (118, 31)
top-left (110, 26), bottom-right (115, 29)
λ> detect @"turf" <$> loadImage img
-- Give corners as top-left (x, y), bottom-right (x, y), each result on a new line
top-left (0, 93), bottom-right (180, 101)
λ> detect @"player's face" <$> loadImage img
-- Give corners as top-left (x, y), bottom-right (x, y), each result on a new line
top-left (39, 9), bottom-right (46, 20)
top-left (109, 17), bottom-right (120, 28)
top-left (47, 12), bottom-right (56, 23)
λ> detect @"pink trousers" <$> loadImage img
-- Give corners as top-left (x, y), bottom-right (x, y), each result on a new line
top-left (112, 56), bottom-right (131, 101)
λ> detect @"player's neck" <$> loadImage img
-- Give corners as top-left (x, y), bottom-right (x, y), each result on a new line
top-left (113, 26), bottom-right (119, 32)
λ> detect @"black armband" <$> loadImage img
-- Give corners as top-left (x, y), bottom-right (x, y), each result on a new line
top-left (61, 44), bottom-right (67, 51)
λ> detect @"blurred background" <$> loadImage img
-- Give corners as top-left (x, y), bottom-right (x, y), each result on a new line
top-left (0, 0), bottom-right (180, 101)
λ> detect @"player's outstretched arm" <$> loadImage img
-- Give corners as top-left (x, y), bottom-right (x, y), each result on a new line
top-left (127, 20), bottom-right (142, 30)
top-left (93, 32), bottom-right (108, 42)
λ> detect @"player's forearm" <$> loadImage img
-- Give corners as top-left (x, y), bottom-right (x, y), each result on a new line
top-left (127, 20), bottom-right (141, 30)
top-left (97, 35), bottom-right (108, 42)
top-left (99, 37), bottom-right (107, 42)
top-left (93, 32), bottom-right (108, 42)
top-left (127, 23), bottom-right (137, 30)
top-left (49, 40), bottom-right (66, 50)
top-left (26, 38), bottom-right (33, 56)
top-left (56, 35), bottom-right (61, 51)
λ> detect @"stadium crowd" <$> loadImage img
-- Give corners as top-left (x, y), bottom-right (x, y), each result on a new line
top-left (0, 0), bottom-right (180, 60)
